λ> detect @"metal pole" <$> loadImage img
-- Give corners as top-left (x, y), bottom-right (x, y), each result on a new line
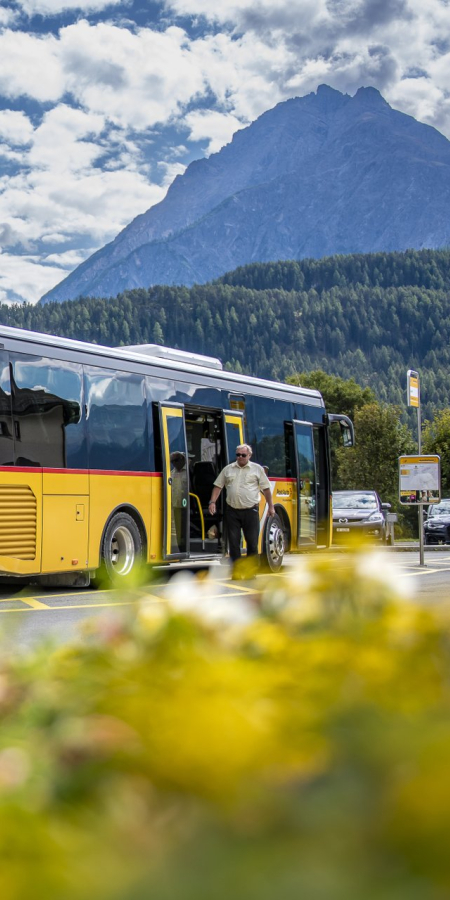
top-left (418, 404), bottom-right (424, 567)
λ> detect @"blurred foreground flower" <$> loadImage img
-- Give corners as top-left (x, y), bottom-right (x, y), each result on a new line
top-left (1, 550), bottom-right (450, 900)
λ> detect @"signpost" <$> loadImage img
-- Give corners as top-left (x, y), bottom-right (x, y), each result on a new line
top-left (402, 370), bottom-right (441, 565)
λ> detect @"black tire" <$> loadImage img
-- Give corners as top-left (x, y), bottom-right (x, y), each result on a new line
top-left (262, 514), bottom-right (286, 572)
top-left (96, 512), bottom-right (144, 588)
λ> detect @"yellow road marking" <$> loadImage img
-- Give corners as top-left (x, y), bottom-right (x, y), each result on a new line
top-left (397, 567), bottom-right (450, 577)
top-left (0, 600), bottom-right (139, 613)
top-left (17, 596), bottom-right (50, 609)
top-left (1, 559), bottom-right (449, 614)
top-left (0, 584), bottom-right (261, 613)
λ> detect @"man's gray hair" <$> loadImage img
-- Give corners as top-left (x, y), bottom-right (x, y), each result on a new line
top-left (237, 443), bottom-right (252, 455)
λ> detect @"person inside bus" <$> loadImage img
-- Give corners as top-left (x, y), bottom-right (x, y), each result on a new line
top-left (201, 426), bottom-right (220, 465)
top-left (170, 451), bottom-right (188, 552)
top-left (208, 443), bottom-right (275, 575)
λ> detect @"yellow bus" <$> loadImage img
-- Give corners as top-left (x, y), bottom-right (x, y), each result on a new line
top-left (0, 326), bottom-right (353, 586)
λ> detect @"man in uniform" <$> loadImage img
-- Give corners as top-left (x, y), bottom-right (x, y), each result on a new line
top-left (208, 443), bottom-right (275, 570)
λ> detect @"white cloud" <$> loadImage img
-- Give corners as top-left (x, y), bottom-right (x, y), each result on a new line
top-left (0, 7), bottom-right (18, 27)
top-left (164, 0), bottom-right (324, 27)
top-left (186, 30), bottom-right (290, 121)
top-left (0, 20), bottom-right (288, 129)
top-left (0, 250), bottom-right (70, 304)
top-left (0, 110), bottom-right (34, 146)
top-left (388, 76), bottom-right (445, 125)
top-left (16, 0), bottom-right (125, 14)
top-left (0, 164), bottom-right (164, 246)
top-left (41, 248), bottom-right (87, 267)
top-left (164, 0), bottom-right (331, 36)
top-left (1, 0), bottom-right (450, 306)
top-left (29, 104), bottom-right (106, 173)
top-left (59, 21), bottom-right (208, 129)
top-left (184, 109), bottom-right (246, 153)
top-left (40, 232), bottom-right (71, 244)
top-left (158, 160), bottom-right (187, 186)
top-left (0, 98), bottom-right (166, 302)
top-left (0, 30), bottom-right (63, 102)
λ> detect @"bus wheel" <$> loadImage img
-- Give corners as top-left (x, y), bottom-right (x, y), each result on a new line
top-left (262, 514), bottom-right (285, 572)
top-left (98, 513), bottom-right (144, 587)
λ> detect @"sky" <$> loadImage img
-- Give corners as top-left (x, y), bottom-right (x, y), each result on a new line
top-left (1, 0), bottom-right (450, 305)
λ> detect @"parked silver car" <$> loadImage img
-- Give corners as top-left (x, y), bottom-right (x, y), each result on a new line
top-left (332, 490), bottom-right (391, 543)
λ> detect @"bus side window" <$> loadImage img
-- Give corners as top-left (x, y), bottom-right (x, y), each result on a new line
top-left (10, 353), bottom-right (85, 468)
top-left (0, 353), bottom-right (13, 466)
top-left (85, 367), bottom-right (147, 471)
top-left (251, 396), bottom-right (291, 476)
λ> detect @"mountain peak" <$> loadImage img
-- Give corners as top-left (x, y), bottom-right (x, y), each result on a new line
top-left (311, 83), bottom-right (350, 112)
top-left (353, 85), bottom-right (390, 108)
top-left (40, 86), bottom-right (450, 304)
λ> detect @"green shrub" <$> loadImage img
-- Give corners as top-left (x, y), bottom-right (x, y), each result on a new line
top-left (1, 551), bottom-right (449, 899)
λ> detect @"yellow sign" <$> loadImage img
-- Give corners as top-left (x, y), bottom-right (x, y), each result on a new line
top-left (407, 369), bottom-right (419, 408)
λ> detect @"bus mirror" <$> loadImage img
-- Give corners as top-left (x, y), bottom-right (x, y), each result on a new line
top-left (326, 414), bottom-right (355, 448)
top-left (341, 423), bottom-right (353, 448)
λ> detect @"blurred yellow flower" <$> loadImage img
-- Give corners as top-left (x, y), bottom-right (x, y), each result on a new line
top-left (0, 549), bottom-right (449, 899)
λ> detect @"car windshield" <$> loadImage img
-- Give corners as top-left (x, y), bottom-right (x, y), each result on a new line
top-left (429, 503), bottom-right (450, 518)
top-left (333, 492), bottom-right (378, 510)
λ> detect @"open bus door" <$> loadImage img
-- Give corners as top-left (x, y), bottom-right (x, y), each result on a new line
top-left (220, 410), bottom-right (245, 557)
top-left (222, 410), bottom-right (245, 461)
top-left (293, 420), bottom-right (317, 547)
top-left (159, 403), bottom-right (189, 560)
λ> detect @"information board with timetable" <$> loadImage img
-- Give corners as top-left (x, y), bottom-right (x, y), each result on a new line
top-left (399, 455), bottom-right (441, 505)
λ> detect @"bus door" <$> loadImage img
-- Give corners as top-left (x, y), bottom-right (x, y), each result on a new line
top-left (293, 420), bottom-right (317, 547)
top-left (159, 403), bottom-right (189, 559)
top-left (221, 409), bottom-right (245, 554)
top-left (222, 410), bottom-right (245, 461)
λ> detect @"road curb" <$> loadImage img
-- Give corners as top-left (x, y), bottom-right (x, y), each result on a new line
top-left (387, 544), bottom-right (449, 552)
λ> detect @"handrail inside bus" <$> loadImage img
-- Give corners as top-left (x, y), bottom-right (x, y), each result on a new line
top-left (189, 492), bottom-right (205, 549)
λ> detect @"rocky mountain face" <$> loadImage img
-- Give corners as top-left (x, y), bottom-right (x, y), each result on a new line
top-left (41, 84), bottom-right (450, 304)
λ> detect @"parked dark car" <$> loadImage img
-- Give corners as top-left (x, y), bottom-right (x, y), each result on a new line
top-left (332, 490), bottom-right (391, 543)
top-left (423, 499), bottom-right (450, 544)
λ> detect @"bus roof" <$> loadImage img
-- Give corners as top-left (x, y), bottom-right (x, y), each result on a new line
top-left (0, 324), bottom-right (324, 405)
top-left (123, 343), bottom-right (223, 370)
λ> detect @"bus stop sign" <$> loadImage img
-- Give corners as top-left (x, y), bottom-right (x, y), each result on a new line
top-left (399, 455), bottom-right (441, 505)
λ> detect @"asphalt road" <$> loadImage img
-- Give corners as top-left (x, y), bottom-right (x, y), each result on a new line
top-left (1, 548), bottom-right (449, 650)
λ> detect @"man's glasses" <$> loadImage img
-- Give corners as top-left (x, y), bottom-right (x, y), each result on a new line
top-left (236, 452), bottom-right (248, 458)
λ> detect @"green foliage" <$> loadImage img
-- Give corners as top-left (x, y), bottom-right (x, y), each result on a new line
top-left (288, 369), bottom-right (376, 419)
top-left (2, 248), bottom-right (450, 417)
top-left (217, 248), bottom-right (450, 293)
top-left (336, 402), bottom-right (415, 506)
top-left (423, 408), bottom-right (450, 496)
top-left (1, 553), bottom-right (450, 898)
top-left (290, 373), bottom-right (417, 532)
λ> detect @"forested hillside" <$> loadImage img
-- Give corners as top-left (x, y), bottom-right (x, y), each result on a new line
top-left (4, 248), bottom-right (450, 417)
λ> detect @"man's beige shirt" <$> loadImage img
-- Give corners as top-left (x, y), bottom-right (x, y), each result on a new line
top-left (214, 460), bottom-right (271, 509)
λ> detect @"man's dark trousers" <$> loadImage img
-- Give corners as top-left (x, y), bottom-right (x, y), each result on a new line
top-left (226, 504), bottom-right (260, 562)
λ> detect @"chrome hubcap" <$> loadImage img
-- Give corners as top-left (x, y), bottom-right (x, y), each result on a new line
top-left (267, 520), bottom-right (285, 564)
top-left (110, 526), bottom-right (135, 576)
